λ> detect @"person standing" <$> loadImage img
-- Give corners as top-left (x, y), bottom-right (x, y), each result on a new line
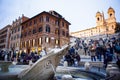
top-left (114, 41), bottom-right (120, 68)
top-left (70, 47), bottom-right (75, 55)
top-left (90, 44), bottom-right (96, 61)
top-left (104, 44), bottom-right (113, 68)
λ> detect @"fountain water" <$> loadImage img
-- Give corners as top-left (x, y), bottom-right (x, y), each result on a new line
top-left (56, 65), bottom-right (106, 80)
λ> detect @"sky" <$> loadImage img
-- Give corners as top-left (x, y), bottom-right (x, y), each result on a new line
top-left (0, 0), bottom-right (120, 32)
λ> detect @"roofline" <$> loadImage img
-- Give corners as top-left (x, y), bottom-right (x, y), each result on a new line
top-left (0, 25), bottom-right (11, 31)
top-left (71, 27), bottom-right (96, 33)
top-left (21, 11), bottom-right (71, 25)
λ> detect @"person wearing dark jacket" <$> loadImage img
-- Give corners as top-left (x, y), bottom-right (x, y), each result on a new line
top-left (104, 44), bottom-right (113, 68)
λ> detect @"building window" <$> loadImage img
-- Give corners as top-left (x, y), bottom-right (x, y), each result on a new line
top-left (45, 37), bottom-right (50, 43)
top-left (22, 26), bottom-right (24, 30)
top-left (14, 28), bottom-right (16, 33)
top-left (21, 34), bottom-right (23, 38)
top-left (24, 32), bottom-right (27, 37)
top-left (14, 36), bottom-right (16, 40)
top-left (25, 41), bottom-right (26, 47)
top-left (97, 17), bottom-right (99, 21)
top-left (21, 42), bottom-right (23, 48)
top-left (62, 22), bottom-right (64, 27)
top-left (112, 25), bottom-right (114, 29)
top-left (20, 42), bottom-right (22, 48)
top-left (38, 37), bottom-right (42, 45)
top-left (91, 33), bottom-right (93, 35)
top-left (66, 24), bottom-right (69, 29)
top-left (10, 44), bottom-right (12, 48)
top-left (46, 25), bottom-right (50, 33)
top-left (16, 42), bottom-right (18, 47)
top-left (26, 23), bottom-right (28, 27)
top-left (33, 29), bottom-right (36, 34)
top-left (99, 29), bottom-right (100, 32)
top-left (46, 16), bottom-right (49, 22)
top-left (62, 30), bottom-right (65, 36)
top-left (55, 39), bottom-right (59, 45)
top-left (66, 32), bottom-right (69, 37)
top-left (23, 42), bottom-right (25, 47)
top-left (18, 27), bottom-right (20, 31)
top-left (12, 30), bottom-right (14, 34)
top-left (28, 40), bottom-right (30, 47)
top-left (39, 16), bottom-right (43, 22)
top-left (39, 27), bottom-right (43, 32)
top-left (33, 39), bottom-right (35, 46)
top-left (11, 37), bottom-right (13, 41)
top-left (55, 20), bottom-right (59, 26)
top-left (17, 34), bottom-right (19, 39)
top-left (29, 21), bottom-right (32, 26)
top-left (106, 28), bottom-right (108, 31)
top-left (28, 30), bottom-right (31, 35)
top-left (55, 29), bottom-right (59, 34)
top-left (110, 13), bottom-right (112, 17)
top-left (34, 19), bottom-right (37, 24)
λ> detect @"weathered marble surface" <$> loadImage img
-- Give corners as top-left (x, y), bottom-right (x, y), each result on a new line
top-left (18, 45), bottom-right (69, 80)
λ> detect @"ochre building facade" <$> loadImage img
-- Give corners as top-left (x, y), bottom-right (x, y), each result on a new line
top-left (20, 10), bottom-right (70, 53)
top-left (9, 15), bottom-right (29, 53)
top-left (71, 7), bottom-right (117, 39)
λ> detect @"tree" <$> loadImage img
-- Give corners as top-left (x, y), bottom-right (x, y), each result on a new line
top-left (115, 23), bottom-right (120, 33)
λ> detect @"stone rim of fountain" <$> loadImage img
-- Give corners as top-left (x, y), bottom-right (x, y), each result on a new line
top-left (0, 61), bottom-right (12, 72)
top-left (56, 66), bottom-right (106, 80)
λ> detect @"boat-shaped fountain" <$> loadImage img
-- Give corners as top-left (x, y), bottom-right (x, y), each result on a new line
top-left (0, 44), bottom-right (70, 80)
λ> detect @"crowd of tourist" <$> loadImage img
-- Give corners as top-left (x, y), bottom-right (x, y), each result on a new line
top-left (64, 36), bottom-right (120, 68)
top-left (0, 48), bottom-right (47, 65)
top-left (0, 36), bottom-right (120, 68)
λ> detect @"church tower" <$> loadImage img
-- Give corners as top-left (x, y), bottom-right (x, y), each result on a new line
top-left (96, 11), bottom-right (105, 26)
top-left (107, 7), bottom-right (116, 23)
top-left (108, 7), bottom-right (115, 18)
top-left (96, 11), bottom-right (102, 26)
top-left (107, 7), bottom-right (116, 34)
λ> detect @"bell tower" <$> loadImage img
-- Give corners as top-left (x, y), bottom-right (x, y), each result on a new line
top-left (96, 11), bottom-right (103, 26)
top-left (107, 7), bottom-right (115, 18)
top-left (107, 7), bottom-right (116, 34)
top-left (107, 7), bottom-right (116, 23)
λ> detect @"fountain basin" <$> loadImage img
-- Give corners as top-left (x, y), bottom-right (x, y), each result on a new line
top-left (0, 65), bottom-right (30, 80)
top-left (55, 66), bottom-right (106, 80)
top-left (0, 61), bottom-right (12, 72)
